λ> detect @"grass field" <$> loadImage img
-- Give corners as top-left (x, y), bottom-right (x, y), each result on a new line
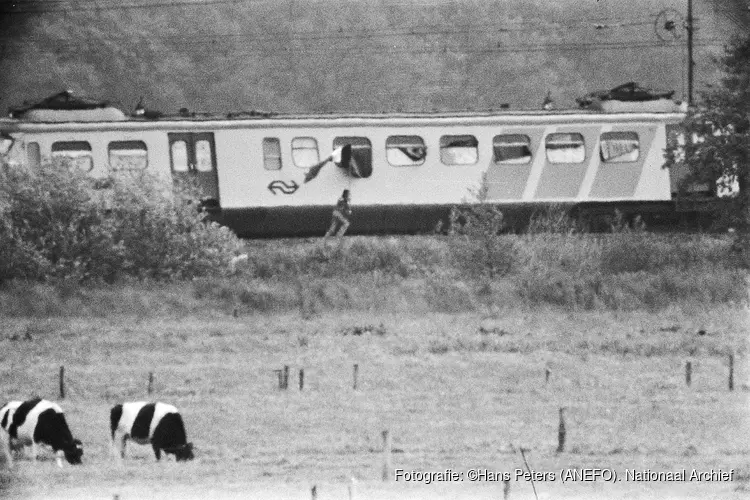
top-left (3, 156), bottom-right (749, 498)
top-left (1, 303), bottom-right (748, 499)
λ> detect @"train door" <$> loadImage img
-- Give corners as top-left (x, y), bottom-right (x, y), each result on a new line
top-left (168, 132), bottom-right (219, 204)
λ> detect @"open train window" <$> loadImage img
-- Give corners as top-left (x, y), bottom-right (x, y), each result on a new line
top-left (440, 135), bottom-right (478, 165)
top-left (263, 138), bottom-right (282, 170)
top-left (334, 136), bottom-right (372, 178)
top-left (545, 133), bottom-right (585, 164)
top-left (108, 141), bottom-right (148, 171)
top-left (52, 141), bottom-right (93, 172)
top-left (27, 142), bottom-right (41, 169)
top-left (600, 132), bottom-right (639, 163)
top-left (493, 134), bottom-right (531, 164)
top-left (292, 137), bottom-right (320, 168)
top-left (386, 135), bottom-right (426, 166)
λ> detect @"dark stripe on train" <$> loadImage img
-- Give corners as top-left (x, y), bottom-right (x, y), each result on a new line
top-left (9, 398), bottom-right (41, 439)
top-left (131, 403), bottom-right (156, 440)
top-left (218, 201), bottom-right (696, 237)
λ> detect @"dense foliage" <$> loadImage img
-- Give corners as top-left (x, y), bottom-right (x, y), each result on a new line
top-left (0, 161), bottom-right (244, 283)
top-left (665, 34), bottom-right (750, 239)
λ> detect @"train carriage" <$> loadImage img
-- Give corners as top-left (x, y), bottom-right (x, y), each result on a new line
top-left (0, 96), bottom-right (701, 237)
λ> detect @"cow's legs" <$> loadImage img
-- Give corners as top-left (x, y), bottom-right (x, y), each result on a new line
top-left (2, 434), bottom-right (12, 468)
top-left (55, 450), bottom-right (64, 468)
top-left (31, 442), bottom-right (39, 462)
top-left (152, 444), bottom-right (161, 461)
top-left (119, 435), bottom-right (128, 459)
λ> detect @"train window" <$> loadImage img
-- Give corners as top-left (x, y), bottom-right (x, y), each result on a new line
top-left (195, 139), bottom-right (214, 172)
top-left (27, 142), bottom-right (41, 169)
top-left (386, 136), bottom-right (426, 166)
top-left (108, 140), bottom-right (148, 171)
top-left (0, 134), bottom-right (12, 156)
top-left (545, 133), bottom-right (585, 163)
top-left (440, 135), bottom-right (478, 165)
top-left (263, 138), bottom-right (282, 170)
top-left (171, 140), bottom-right (189, 172)
top-left (292, 137), bottom-right (320, 168)
top-left (333, 136), bottom-right (372, 178)
top-left (51, 141), bottom-right (93, 172)
top-left (600, 132), bottom-right (639, 163)
top-left (493, 134), bottom-right (531, 164)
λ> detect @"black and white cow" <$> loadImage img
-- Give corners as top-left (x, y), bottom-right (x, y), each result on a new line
top-left (110, 401), bottom-right (194, 461)
top-left (0, 398), bottom-right (83, 467)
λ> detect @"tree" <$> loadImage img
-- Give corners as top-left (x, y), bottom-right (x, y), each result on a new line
top-left (665, 35), bottom-right (750, 239)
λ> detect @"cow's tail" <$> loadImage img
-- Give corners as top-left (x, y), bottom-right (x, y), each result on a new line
top-left (110, 404), bottom-right (123, 440)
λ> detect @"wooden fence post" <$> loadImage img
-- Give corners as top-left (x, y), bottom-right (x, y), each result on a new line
top-left (348, 477), bottom-right (356, 500)
top-left (503, 477), bottom-right (511, 500)
top-left (147, 372), bottom-right (154, 395)
top-left (311, 485), bottom-right (317, 500)
top-left (728, 353), bottom-right (734, 391)
top-left (686, 361), bottom-right (692, 387)
top-left (353, 364), bottom-right (359, 390)
top-left (556, 407), bottom-right (566, 453)
top-left (299, 369), bottom-right (304, 391)
top-left (545, 367), bottom-right (551, 384)
top-left (382, 429), bottom-right (392, 481)
top-left (59, 366), bottom-right (65, 399)
top-left (283, 365), bottom-right (290, 390)
top-left (273, 369), bottom-right (283, 390)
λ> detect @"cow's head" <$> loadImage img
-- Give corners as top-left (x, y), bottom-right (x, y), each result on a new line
top-left (63, 439), bottom-right (83, 465)
top-left (165, 442), bottom-right (194, 461)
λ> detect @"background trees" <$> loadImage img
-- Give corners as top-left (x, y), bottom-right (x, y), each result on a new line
top-left (0, 0), bottom-right (745, 115)
top-left (665, 34), bottom-right (749, 240)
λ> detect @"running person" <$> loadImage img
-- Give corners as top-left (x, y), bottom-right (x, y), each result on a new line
top-left (325, 189), bottom-right (352, 238)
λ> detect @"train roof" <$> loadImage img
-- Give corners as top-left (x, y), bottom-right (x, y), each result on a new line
top-left (1, 104), bottom-right (687, 131)
top-left (3, 87), bottom-right (686, 129)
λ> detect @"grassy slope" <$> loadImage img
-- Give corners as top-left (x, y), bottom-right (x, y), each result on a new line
top-left (1, 306), bottom-right (748, 499)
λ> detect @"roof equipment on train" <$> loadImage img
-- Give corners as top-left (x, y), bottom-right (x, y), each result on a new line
top-left (577, 82), bottom-right (685, 113)
top-left (8, 90), bottom-right (127, 122)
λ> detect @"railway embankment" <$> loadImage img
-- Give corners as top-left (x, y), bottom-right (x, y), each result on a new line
top-left (0, 231), bottom-right (746, 317)
top-left (1, 160), bottom-right (747, 316)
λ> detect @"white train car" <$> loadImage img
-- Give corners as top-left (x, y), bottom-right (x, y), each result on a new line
top-left (0, 99), bottom-right (695, 237)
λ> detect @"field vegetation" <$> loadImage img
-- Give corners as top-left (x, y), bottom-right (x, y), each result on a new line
top-left (0, 307), bottom-right (747, 499)
top-left (1, 159), bottom-right (749, 499)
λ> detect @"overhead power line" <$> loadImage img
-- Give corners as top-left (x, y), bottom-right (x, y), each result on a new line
top-left (0, 18), bottom-right (661, 45)
top-left (3, 37), bottom-right (725, 58)
top-left (0, 0), bottom-right (252, 14)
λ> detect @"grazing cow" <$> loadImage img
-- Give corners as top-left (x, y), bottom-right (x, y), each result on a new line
top-left (110, 402), bottom-right (194, 461)
top-left (0, 399), bottom-right (83, 467)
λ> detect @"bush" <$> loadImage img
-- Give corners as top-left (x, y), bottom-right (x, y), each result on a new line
top-left (341, 237), bottom-right (410, 277)
top-left (515, 267), bottom-right (602, 310)
top-left (599, 233), bottom-right (659, 274)
top-left (424, 277), bottom-right (476, 312)
top-left (0, 161), bottom-right (244, 282)
top-left (526, 204), bottom-right (581, 235)
top-left (448, 202), bottom-right (517, 278)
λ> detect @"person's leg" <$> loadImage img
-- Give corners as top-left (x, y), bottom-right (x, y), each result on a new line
top-left (336, 217), bottom-right (350, 237)
top-left (325, 210), bottom-right (344, 238)
top-left (325, 216), bottom-right (340, 238)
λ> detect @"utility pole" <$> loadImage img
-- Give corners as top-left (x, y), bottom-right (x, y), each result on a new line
top-left (687, 0), bottom-right (694, 105)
